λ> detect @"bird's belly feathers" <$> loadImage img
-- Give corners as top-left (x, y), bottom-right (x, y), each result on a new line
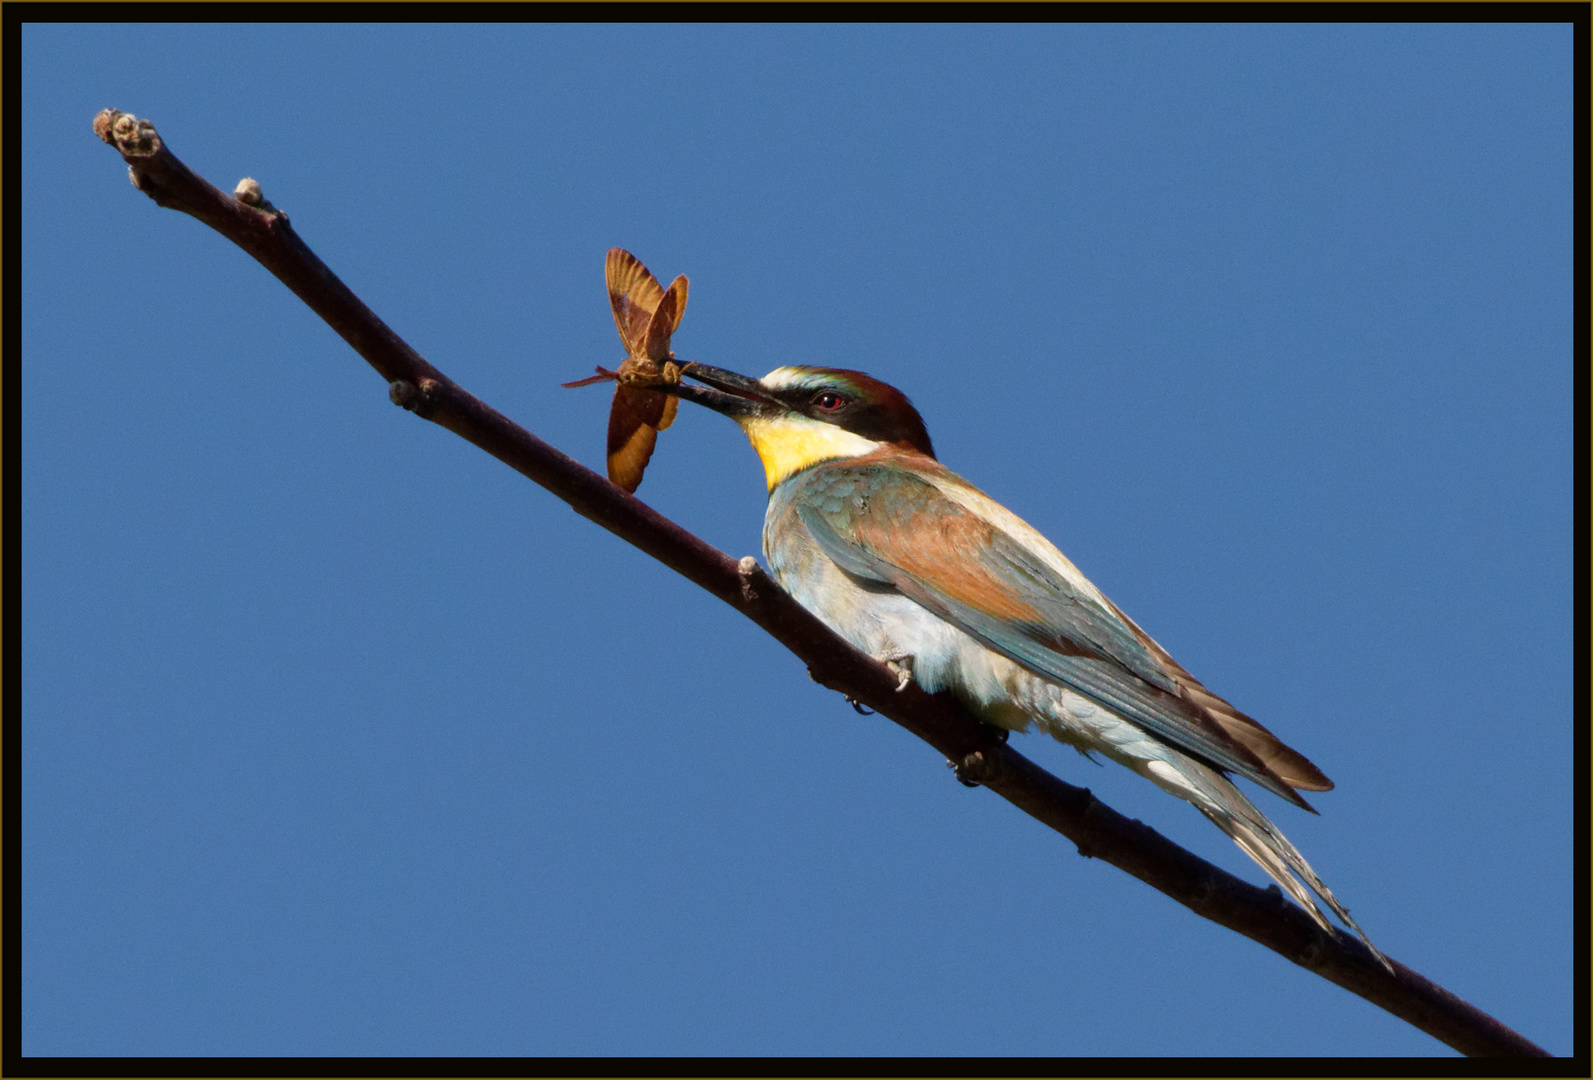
top-left (765, 512), bottom-right (1256, 816)
top-left (764, 508), bottom-right (1114, 741)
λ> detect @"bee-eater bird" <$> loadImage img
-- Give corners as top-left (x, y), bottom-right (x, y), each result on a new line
top-left (663, 362), bottom-right (1389, 969)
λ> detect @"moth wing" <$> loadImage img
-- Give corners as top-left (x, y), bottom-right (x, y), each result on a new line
top-left (655, 392), bottom-right (679, 432)
top-left (605, 248), bottom-right (665, 357)
top-left (642, 275), bottom-right (689, 361)
top-left (605, 384), bottom-right (671, 492)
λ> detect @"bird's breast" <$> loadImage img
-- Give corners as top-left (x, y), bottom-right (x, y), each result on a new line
top-left (762, 475), bottom-right (1048, 731)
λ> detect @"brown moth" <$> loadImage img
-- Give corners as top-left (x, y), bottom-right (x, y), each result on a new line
top-left (563, 248), bottom-right (688, 493)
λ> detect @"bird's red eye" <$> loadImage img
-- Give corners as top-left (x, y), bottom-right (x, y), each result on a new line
top-left (814, 391), bottom-right (845, 411)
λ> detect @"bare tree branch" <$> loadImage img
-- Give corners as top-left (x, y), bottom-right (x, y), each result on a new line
top-left (91, 109), bottom-right (1552, 1060)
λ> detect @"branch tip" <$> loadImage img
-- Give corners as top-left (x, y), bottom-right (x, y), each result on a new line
top-left (94, 109), bottom-right (162, 160)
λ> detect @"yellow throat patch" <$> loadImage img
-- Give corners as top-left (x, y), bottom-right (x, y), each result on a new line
top-left (738, 414), bottom-right (885, 490)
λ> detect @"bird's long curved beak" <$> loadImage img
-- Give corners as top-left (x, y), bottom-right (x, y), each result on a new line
top-left (665, 362), bottom-right (778, 419)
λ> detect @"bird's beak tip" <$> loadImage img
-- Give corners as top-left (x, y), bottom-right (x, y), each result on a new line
top-left (662, 362), bottom-right (773, 417)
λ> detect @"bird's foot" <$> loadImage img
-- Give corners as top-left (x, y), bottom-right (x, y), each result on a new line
top-left (874, 653), bottom-right (914, 692)
top-left (949, 750), bottom-right (999, 788)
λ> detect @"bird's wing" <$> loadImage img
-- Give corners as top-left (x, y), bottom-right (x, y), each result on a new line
top-left (788, 461), bottom-right (1322, 805)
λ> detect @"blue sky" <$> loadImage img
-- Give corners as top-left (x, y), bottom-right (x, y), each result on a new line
top-left (22, 23), bottom-right (1572, 1057)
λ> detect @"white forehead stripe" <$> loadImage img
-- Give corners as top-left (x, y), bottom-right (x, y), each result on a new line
top-left (761, 366), bottom-right (817, 391)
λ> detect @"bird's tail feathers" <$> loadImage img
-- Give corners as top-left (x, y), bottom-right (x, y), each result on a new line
top-left (1191, 770), bottom-right (1393, 974)
top-left (1037, 693), bottom-right (1392, 973)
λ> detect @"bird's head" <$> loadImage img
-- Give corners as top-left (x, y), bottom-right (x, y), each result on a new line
top-left (667, 364), bottom-right (935, 490)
